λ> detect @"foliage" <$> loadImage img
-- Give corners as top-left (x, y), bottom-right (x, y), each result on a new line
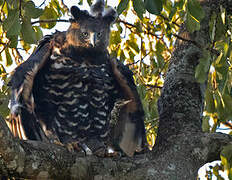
top-left (0, 0), bottom-right (232, 178)
top-left (0, 0), bottom-right (67, 119)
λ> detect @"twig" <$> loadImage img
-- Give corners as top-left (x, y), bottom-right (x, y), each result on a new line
top-left (117, 19), bottom-right (136, 28)
top-left (39, 0), bottom-right (46, 7)
top-left (145, 84), bottom-right (163, 89)
top-left (12, 48), bottom-right (23, 64)
top-left (19, 0), bottom-right (22, 18)
top-left (117, 19), bottom-right (162, 39)
top-left (128, 51), bottom-right (151, 66)
top-left (61, 0), bottom-right (69, 12)
top-left (173, 33), bottom-right (201, 48)
top-left (31, 19), bottom-right (69, 25)
top-left (173, 34), bottom-right (220, 56)
top-left (0, 42), bottom-right (7, 46)
top-left (0, 42), bottom-right (9, 54)
top-left (159, 14), bottom-right (181, 28)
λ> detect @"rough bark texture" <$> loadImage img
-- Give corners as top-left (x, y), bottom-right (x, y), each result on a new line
top-left (0, 0), bottom-right (232, 179)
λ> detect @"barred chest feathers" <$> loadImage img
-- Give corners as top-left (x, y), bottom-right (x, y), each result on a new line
top-left (9, 0), bottom-right (146, 157)
top-left (35, 46), bottom-right (119, 143)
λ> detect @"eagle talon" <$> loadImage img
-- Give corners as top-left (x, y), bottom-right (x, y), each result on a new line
top-left (93, 147), bottom-right (106, 157)
top-left (53, 140), bottom-right (64, 147)
top-left (62, 142), bottom-right (82, 152)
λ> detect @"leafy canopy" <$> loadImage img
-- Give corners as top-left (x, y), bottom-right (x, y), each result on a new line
top-left (0, 0), bottom-right (232, 178)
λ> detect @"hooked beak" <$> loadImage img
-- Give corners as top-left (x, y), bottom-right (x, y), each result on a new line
top-left (89, 32), bottom-right (96, 47)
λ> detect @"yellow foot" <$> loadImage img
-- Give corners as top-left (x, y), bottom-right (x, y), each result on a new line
top-left (65, 142), bottom-right (81, 152)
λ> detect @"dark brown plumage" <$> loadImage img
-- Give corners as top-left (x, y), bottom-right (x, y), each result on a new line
top-left (8, 0), bottom-right (146, 157)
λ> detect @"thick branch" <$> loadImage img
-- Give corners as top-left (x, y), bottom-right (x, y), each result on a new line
top-left (1, 0), bottom-right (232, 179)
top-left (1, 114), bottom-right (232, 180)
top-left (0, 116), bottom-right (93, 179)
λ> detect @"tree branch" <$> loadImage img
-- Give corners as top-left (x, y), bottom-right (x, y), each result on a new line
top-left (159, 14), bottom-right (181, 28)
top-left (173, 33), bottom-right (220, 57)
top-left (31, 19), bottom-right (69, 25)
top-left (173, 33), bottom-right (201, 48)
top-left (117, 19), bottom-right (162, 39)
top-left (0, 115), bottom-right (94, 179)
top-left (1, 112), bottom-right (232, 179)
top-left (145, 84), bottom-right (163, 89)
top-left (38, 0), bottom-right (46, 8)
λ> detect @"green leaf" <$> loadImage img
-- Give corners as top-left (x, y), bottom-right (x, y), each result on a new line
top-left (5, 48), bottom-right (12, 66)
top-left (187, 0), bottom-right (205, 22)
top-left (133, 0), bottom-right (145, 20)
top-left (202, 116), bottom-right (210, 132)
top-left (119, 49), bottom-right (126, 62)
top-left (205, 89), bottom-right (215, 113)
top-left (127, 34), bottom-right (140, 53)
top-left (87, 0), bottom-right (93, 6)
top-left (39, 6), bottom-right (58, 29)
top-left (195, 62), bottom-right (207, 83)
top-left (144, 0), bottom-right (163, 15)
top-left (8, 35), bottom-right (18, 48)
top-left (186, 12), bottom-right (200, 33)
top-left (24, 1), bottom-right (43, 19)
top-left (1, 1), bottom-right (7, 14)
top-left (214, 14), bottom-right (227, 41)
top-left (214, 90), bottom-right (224, 120)
top-left (137, 84), bottom-right (147, 99)
top-left (221, 144), bottom-right (232, 170)
top-left (110, 30), bottom-right (121, 45)
top-left (156, 54), bottom-right (164, 69)
top-left (209, 12), bottom-right (217, 42)
top-left (20, 40), bottom-right (31, 52)
top-left (134, 21), bottom-right (143, 33)
top-left (195, 50), bottom-right (210, 83)
top-left (215, 91), bottom-right (232, 121)
top-left (117, 0), bottom-right (129, 15)
top-left (128, 41), bottom-right (140, 53)
top-left (155, 40), bottom-right (165, 54)
top-left (163, 0), bottom-right (172, 15)
top-left (0, 64), bottom-right (6, 74)
top-left (78, 0), bottom-right (83, 5)
top-left (0, 91), bottom-right (10, 119)
top-left (3, 9), bottom-right (21, 37)
top-left (33, 26), bottom-right (43, 41)
top-left (129, 51), bottom-right (136, 63)
top-left (51, 0), bottom-right (65, 16)
top-left (215, 61), bottom-right (229, 93)
top-left (6, 0), bottom-right (18, 8)
top-left (21, 18), bottom-right (37, 44)
top-left (222, 93), bottom-right (232, 120)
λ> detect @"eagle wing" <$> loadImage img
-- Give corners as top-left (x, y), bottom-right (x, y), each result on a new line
top-left (110, 59), bottom-right (146, 157)
top-left (7, 33), bottom-right (146, 157)
top-left (8, 35), bottom-right (53, 141)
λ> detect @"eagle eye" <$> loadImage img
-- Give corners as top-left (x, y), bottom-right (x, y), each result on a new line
top-left (82, 32), bottom-right (89, 38)
top-left (97, 32), bottom-right (102, 39)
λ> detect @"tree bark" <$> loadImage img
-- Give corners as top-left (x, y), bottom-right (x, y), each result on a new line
top-left (0, 0), bottom-right (232, 179)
